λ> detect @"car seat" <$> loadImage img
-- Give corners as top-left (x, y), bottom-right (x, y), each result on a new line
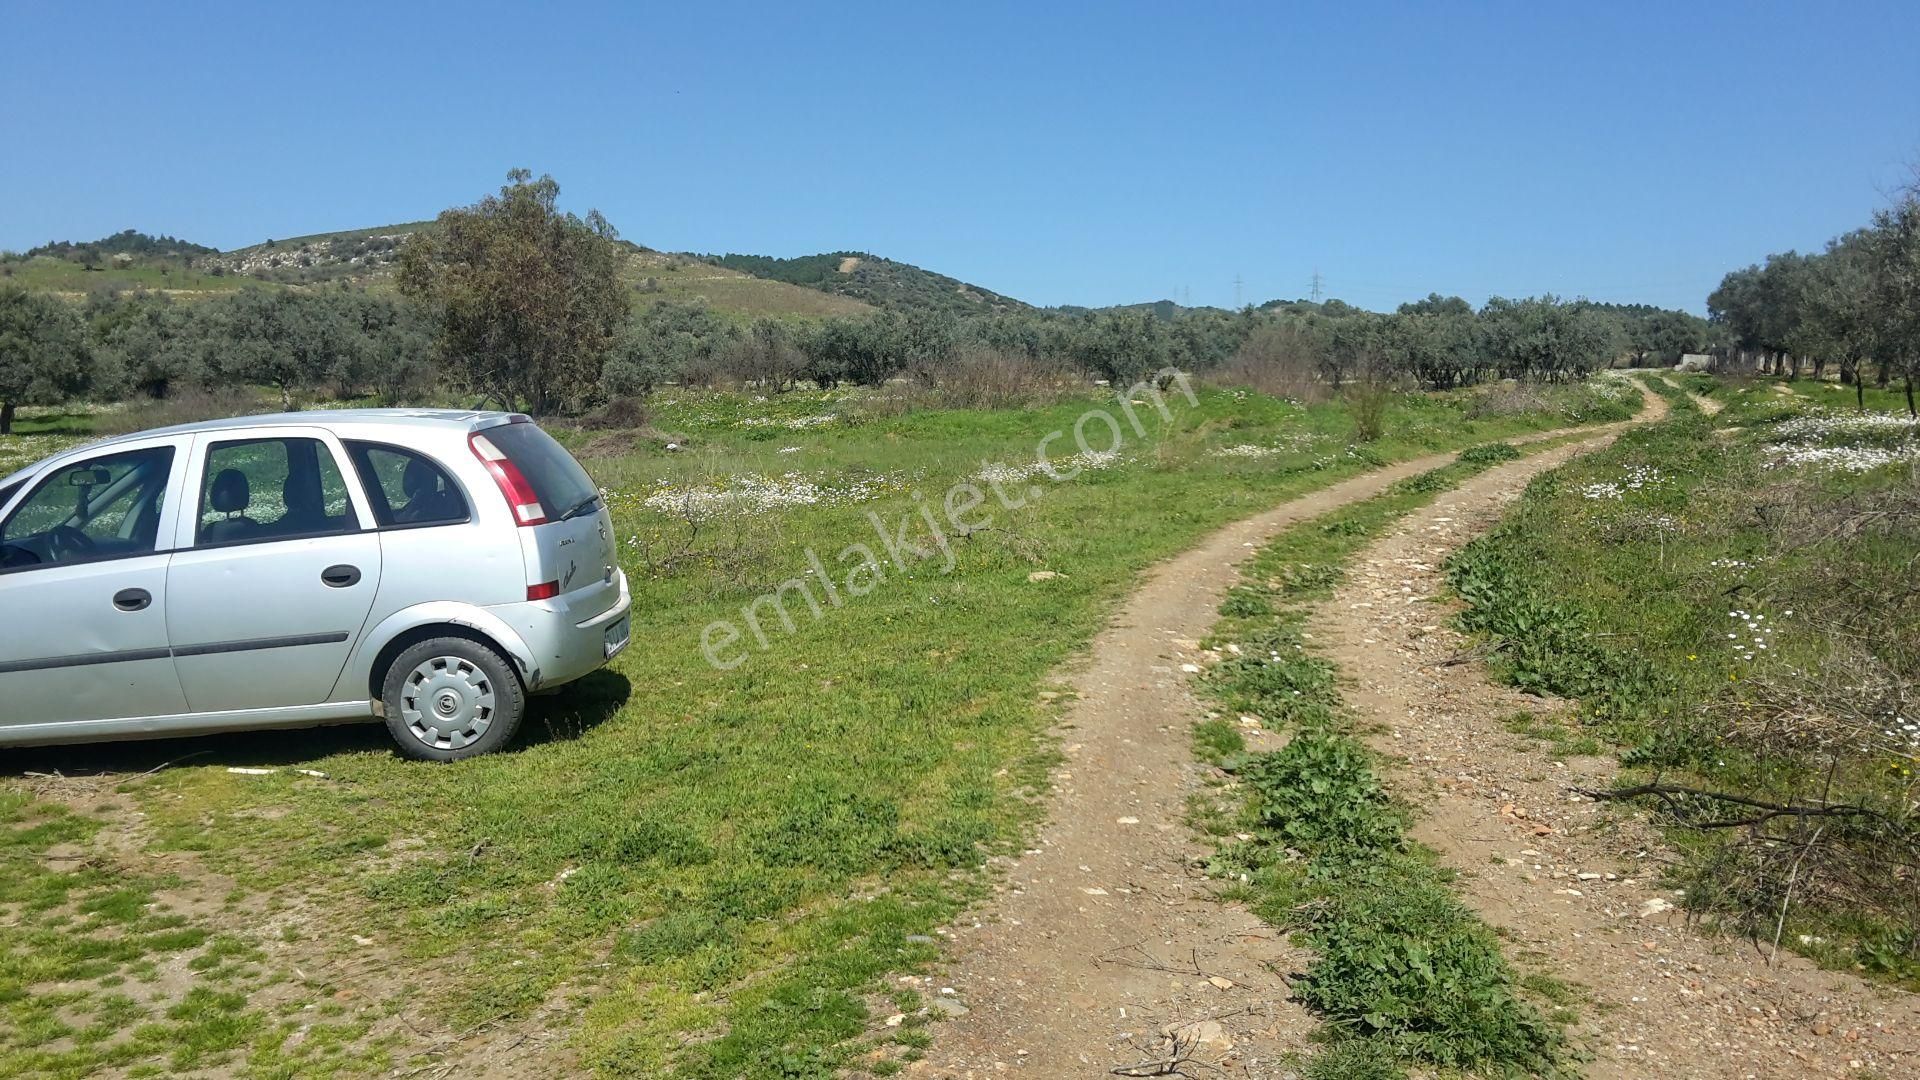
top-left (281, 472), bottom-right (328, 536)
top-left (201, 468), bottom-right (257, 543)
top-left (395, 457), bottom-right (462, 524)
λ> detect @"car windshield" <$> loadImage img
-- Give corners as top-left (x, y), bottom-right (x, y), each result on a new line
top-left (483, 422), bottom-right (598, 517)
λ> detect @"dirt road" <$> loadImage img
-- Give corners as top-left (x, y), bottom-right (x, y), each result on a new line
top-left (1311, 424), bottom-right (1920, 1078)
top-left (914, 391), bottom-right (1662, 1078)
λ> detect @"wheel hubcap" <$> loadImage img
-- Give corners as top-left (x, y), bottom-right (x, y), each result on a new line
top-left (400, 656), bottom-right (495, 751)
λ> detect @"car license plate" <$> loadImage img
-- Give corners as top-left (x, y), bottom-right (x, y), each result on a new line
top-left (604, 615), bottom-right (631, 658)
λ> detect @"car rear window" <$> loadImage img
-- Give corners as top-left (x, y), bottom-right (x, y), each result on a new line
top-left (345, 442), bottom-right (470, 528)
top-left (0, 481), bottom-right (18, 509)
top-left (483, 422), bottom-right (598, 517)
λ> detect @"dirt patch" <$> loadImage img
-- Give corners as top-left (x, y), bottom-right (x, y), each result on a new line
top-left (1309, 431), bottom-right (1920, 1078)
top-left (838, 255), bottom-right (863, 274)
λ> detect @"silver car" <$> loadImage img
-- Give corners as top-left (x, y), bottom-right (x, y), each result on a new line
top-left (0, 410), bottom-right (630, 761)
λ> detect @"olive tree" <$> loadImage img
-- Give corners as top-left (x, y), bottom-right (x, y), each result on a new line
top-left (399, 170), bottom-right (628, 415)
top-left (0, 286), bottom-right (92, 435)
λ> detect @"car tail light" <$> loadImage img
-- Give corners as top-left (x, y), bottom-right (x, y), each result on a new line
top-left (526, 580), bottom-right (560, 601)
top-left (469, 432), bottom-right (548, 526)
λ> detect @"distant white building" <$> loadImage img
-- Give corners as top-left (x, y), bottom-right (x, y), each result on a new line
top-left (1676, 353), bottom-right (1714, 372)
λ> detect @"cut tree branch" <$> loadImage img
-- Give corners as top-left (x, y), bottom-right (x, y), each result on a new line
top-left (1573, 783), bottom-right (1878, 830)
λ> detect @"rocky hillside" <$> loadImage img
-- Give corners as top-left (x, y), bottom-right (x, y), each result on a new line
top-left (202, 223), bottom-right (432, 285)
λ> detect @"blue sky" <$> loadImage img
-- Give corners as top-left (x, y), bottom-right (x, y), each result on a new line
top-left (3, 1), bottom-right (1917, 313)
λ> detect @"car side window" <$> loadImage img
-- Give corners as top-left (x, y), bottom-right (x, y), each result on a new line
top-left (0, 446), bottom-right (176, 572)
top-left (344, 442), bottom-right (469, 528)
top-left (196, 437), bottom-right (358, 547)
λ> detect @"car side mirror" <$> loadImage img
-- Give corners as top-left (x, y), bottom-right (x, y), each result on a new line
top-left (68, 467), bottom-right (110, 487)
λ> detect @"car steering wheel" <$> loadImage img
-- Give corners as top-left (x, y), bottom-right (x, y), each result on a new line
top-left (48, 525), bottom-right (97, 560)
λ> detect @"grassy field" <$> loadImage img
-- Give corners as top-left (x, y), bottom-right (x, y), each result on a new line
top-left (1446, 374), bottom-right (1920, 987)
top-left (0, 257), bottom-right (249, 296)
top-left (0, 378), bottom-right (1637, 1078)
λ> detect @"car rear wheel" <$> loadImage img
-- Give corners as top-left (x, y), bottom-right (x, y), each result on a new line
top-left (380, 637), bottom-right (525, 761)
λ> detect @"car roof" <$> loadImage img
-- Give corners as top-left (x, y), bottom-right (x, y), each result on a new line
top-left (2, 408), bottom-right (518, 488)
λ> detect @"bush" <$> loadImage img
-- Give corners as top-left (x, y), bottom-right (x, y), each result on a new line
top-left (1213, 321), bottom-right (1329, 402)
top-left (1347, 384), bottom-right (1392, 442)
top-left (93, 386), bottom-right (272, 435)
top-left (913, 346), bottom-right (1079, 409)
top-left (1463, 381), bottom-right (1553, 419)
top-left (580, 396), bottom-right (649, 431)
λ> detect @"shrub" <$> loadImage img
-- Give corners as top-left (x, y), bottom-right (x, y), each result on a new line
top-left (580, 396), bottom-right (650, 431)
top-left (93, 386), bottom-right (271, 435)
top-left (1347, 384), bottom-right (1392, 442)
top-left (1213, 321), bottom-right (1329, 402)
top-left (1463, 381), bottom-right (1553, 418)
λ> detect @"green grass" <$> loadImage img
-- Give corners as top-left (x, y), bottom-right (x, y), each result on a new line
top-left (1192, 442), bottom-right (1585, 1077)
top-left (1445, 375), bottom-right (1920, 986)
top-left (0, 256), bottom-right (250, 295)
top-left (1, 379), bottom-right (1631, 1076)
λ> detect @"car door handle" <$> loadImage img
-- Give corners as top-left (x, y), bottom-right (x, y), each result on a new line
top-left (112, 588), bottom-right (152, 612)
top-left (321, 564), bottom-right (362, 588)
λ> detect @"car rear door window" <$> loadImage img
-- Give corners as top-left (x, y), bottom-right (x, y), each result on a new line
top-left (197, 437), bottom-right (357, 546)
top-left (0, 446), bottom-right (175, 571)
top-left (345, 442), bottom-right (469, 527)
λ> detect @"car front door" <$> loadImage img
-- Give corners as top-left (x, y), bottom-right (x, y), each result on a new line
top-left (164, 429), bottom-right (383, 713)
top-left (0, 438), bottom-right (191, 729)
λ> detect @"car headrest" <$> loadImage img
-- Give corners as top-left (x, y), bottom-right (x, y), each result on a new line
top-left (284, 473), bottom-right (321, 515)
top-left (402, 457), bottom-right (440, 499)
top-left (209, 468), bottom-right (251, 514)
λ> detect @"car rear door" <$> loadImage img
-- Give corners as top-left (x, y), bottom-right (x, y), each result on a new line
top-left (164, 428), bottom-right (383, 713)
top-left (0, 437), bottom-right (191, 728)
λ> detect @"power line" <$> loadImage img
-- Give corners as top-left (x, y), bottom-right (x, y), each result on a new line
top-left (1233, 273), bottom-right (1243, 308)
top-left (1309, 269), bottom-right (1324, 303)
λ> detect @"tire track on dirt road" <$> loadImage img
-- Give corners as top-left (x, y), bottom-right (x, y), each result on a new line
top-left (1662, 374), bottom-right (1726, 415)
top-left (913, 385), bottom-right (1665, 1078)
top-left (1310, 409), bottom-right (1920, 1078)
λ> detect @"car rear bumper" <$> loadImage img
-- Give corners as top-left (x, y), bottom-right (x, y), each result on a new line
top-left (486, 569), bottom-right (631, 690)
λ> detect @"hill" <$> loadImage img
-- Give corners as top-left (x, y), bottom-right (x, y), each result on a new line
top-left (627, 251), bottom-right (874, 319)
top-left (1, 229), bottom-right (243, 295)
top-left (205, 224), bottom-right (873, 317)
top-left (204, 222), bottom-right (434, 285)
top-left (25, 229), bottom-right (215, 261)
top-left (7, 222), bottom-right (876, 320)
top-left (705, 251), bottom-right (1030, 316)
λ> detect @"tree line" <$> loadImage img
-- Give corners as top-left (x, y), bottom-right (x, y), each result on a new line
top-left (0, 171), bottom-right (1716, 433)
top-left (1708, 177), bottom-right (1920, 413)
top-left (0, 285), bottom-right (430, 433)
